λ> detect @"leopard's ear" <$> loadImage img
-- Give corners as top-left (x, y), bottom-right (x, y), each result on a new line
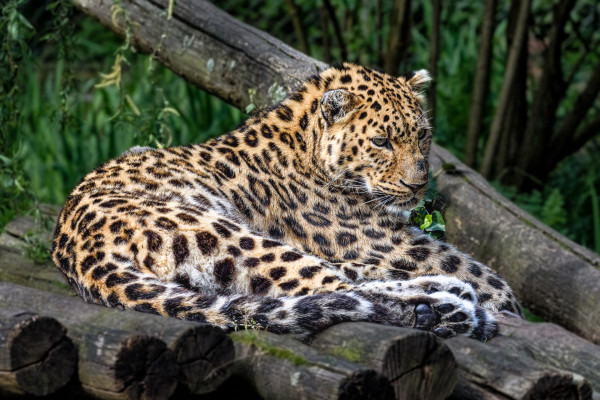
top-left (321, 89), bottom-right (360, 126)
top-left (406, 69), bottom-right (431, 92)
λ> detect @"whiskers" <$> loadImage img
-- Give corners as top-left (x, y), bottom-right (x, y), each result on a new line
top-left (322, 169), bottom-right (370, 195)
top-left (416, 110), bottom-right (432, 130)
top-left (361, 189), bottom-right (398, 210)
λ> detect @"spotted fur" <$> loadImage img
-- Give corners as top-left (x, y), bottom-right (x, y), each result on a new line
top-left (52, 64), bottom-right (521, 341)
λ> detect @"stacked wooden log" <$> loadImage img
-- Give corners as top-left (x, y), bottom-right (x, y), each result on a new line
top-left (0, 310), bottom-right (76, 397)
top-left (1, 215), bottom-right (600, 399)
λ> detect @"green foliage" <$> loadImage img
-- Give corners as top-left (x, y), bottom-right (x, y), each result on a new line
top-left (494, 145), bottom-right (600, 253)
top-left (410, 172), bottom-right (446, 240)
top-left (0, 0), bottom-right (38, 228)
top-left (1, 3), bottom-right (244, 218)
top-left (23, 231), bottom-right (51, 264)
top-left (417, 210), bottom-right (446, 238)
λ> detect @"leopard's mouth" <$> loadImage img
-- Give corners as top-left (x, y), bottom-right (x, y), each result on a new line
top-left (368, 188), bottom-right (422, 213)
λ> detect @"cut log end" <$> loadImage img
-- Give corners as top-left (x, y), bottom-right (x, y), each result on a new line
top-left (0, 311), bottom-right (76, 396)
top-left (113, 336), bottom-right (179, 400)
top-left (311, 323), bottom-right (457, 400)
top-left (171, 324), bottom-right (235, 394)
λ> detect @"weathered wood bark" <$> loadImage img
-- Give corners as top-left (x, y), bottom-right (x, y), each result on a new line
top-left (313, 320), bottom-right (599, 399)
top-left (73, 0), bottom-right (326, 113)
top-left (0, 282), bottom-right (234, 398)
top-left (0, 246), bottom-right (73, 296)
top-left (70, 0), bottom-right (600, 344)
top-left (230, 330), bottom-right (394, 400)
top-left (430, 146), bottom-right (600, 345)
top-left (475, 315), bottom-right (599, 396)
top-left (311, 322), bottom-right (456, 400)
top-left (446, 315), bottom-right (595, 400)
top-left (0, 310), bottom-right (76, 397)
top-left (447, 341), bottom-right (591, 400)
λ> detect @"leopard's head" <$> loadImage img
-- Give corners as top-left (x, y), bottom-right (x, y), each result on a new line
top-left (316, 65), bottom-right (432, 212)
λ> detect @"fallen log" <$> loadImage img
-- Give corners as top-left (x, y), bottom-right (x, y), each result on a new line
top-left (310, 322), bottom-right (456, 400)
top-left (4, 0), bottom-right (600, 396)
top-left (446, 327), bottom-right (593, 400)
top-left (447, 314), bottom-right (600, 397)
top-left (0, 310), bottom-right (76, 397)
top-left (73, 0), bottom-right (326, 113)
top-left (70, 0), bottom-right (600, 345)
top-left (230, 329), bottom-right (394, 400)
top-left (0, 282), bottom-right (234, 398)
top-left (0, 245), bottom-right (72, 296)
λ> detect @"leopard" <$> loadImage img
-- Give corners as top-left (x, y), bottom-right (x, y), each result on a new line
top-left (52, 63), bottom-right (521, 342)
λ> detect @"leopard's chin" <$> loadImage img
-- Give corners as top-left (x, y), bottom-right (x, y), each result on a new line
top-left (385, 197), bottom-right (422, 215)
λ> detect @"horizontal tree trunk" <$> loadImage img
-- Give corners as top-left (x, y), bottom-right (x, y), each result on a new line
top-left (230, 330), bottom-right (394, 400)
top-left (0, 310), bottom-right (76, 397)
top-left (446, 315), bottom-right (595, 399)
top-left (310, 322), bottom-right (456, 400)
top-left (74, 0), bottom-right (326, 113)
top-left (0, 282), bottom-right (235, 398)
top-left (71, 0), bottom-right (600, 345)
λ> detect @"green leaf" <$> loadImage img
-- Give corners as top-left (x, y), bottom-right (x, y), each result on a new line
top-left (419, 214), bottom-right (432, 230)
top-left (425, 211), bottom-right (446, 232)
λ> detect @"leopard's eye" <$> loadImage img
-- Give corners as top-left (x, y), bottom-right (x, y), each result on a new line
top-left (370, 137), bottom-right (389, 147)
top-left (418, 129), bottom-right (430, 140)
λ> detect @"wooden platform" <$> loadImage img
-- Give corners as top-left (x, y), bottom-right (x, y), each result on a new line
top-left (0, 212), bottom-right (599, 399)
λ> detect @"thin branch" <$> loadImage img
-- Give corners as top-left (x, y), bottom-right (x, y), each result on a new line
top-left (551, 58), bottom-right (600, 149)
top-left (513, 0), bottom-right (575, 186)
top-left (322, 0), bottom-right (348, 61)
top-left (319, 5), bottom-right (332, 64)
top-left (376, 0), bottom-right (384, 66)
top-left (464, 0), bottom-right (497, 167)
top-left (284, 0), bottom-right (310, 55)
top-left (427, 0), bottom-right (441, 127)
top-left (571, 114), bottom-right (600, 153)
top-left (384, 0), bottom-right (411, 75)
top-left (480, 0), bottom-right (530, 178)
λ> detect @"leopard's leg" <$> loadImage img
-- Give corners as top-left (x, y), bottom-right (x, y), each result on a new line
top-left (53, 200), bottom-right (497, 340)
top-left (328, 227), bottom-right (522, 316)
top-left (56, 256), bottom-right (497, 341)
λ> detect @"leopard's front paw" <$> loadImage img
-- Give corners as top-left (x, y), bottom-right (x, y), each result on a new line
top-left (414, 292), bottom-right (498, 341)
